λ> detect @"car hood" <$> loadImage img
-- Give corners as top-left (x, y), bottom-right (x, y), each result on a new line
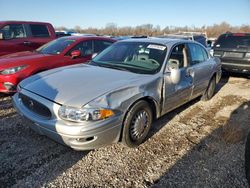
top-left (0, 51), bottom-right (54, 69)
top-left (20, 64), bottom-right (150, 107)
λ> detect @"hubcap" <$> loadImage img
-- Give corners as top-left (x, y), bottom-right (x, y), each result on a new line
top-left (130, 110), bottom-right (149, 141)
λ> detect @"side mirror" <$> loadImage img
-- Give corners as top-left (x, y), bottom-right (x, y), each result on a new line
top-left (168, 60), bottom-right (181, 84)
top-left (0, 31), bottom-right (3, 40)
top-left (92, 53), bottom-right (98, 59)
top-left (70, 50), bottom-right (81, 59)
top-left (170, 67), bottom-right (181, 84)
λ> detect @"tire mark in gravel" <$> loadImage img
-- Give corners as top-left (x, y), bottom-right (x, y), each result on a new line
top-left (47, 95), bottom-right (247, 187)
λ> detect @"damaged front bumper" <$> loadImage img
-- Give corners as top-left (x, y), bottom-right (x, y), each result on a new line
top-left (12, 90), bottom-right (123, 151)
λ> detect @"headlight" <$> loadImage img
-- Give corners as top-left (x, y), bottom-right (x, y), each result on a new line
top-left (0, 65), bottom-right (27, 75)
top-left (58, 105), bottom-right (114, 122)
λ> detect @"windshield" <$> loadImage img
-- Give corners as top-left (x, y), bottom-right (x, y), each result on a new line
top-left (215, 35), bottom-right (250, 48)
top-left (92, 42), bottom-right (167, 74)
top-left (36, 37), bottom-right (75, 55)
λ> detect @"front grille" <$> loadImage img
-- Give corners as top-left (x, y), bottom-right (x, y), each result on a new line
top-left (19, 93), bottom-right (52, 119)
top-left (223, 52), bottom-right (243, 58)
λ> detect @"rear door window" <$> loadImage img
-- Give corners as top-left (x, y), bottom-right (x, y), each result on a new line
top-left (0, 24), bottom-right (26, 39)
top-left (29, 24), bottom-right (50, 37)
top-left (215, 35), bottom-right (250, 48)
top-left (188, 43), bottom-right (205, 65)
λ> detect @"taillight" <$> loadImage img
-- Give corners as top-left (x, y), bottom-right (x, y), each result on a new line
top-left (233, 33), bottom-right (246, 37)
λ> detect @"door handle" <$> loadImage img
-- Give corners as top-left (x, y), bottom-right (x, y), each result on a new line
top-left (23, 41), bottom-right (31, 45)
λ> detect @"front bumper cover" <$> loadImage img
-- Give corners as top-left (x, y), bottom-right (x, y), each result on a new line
top-left (12, 90), bottom-right (123, 150)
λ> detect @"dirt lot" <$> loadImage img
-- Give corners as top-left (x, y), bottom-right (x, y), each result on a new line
top-left (0, 75), bottom-right (250, 188)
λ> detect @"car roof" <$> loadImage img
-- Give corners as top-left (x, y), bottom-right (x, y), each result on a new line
top-left (58, 35), bottom-right (116, 42)
top-left (118, 37), bottom-right (192, 46)
top-left (220, 32), bottom-right (250, 37)
top-left (0, 20), bottom-right (52, 25)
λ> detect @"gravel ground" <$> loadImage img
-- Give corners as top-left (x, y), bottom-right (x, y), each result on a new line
top-left (0, 75), bottom-right (250, 188)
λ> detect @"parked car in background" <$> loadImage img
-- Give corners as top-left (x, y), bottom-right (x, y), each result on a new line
top-left (56, 30), bottom-right (96, 38)
top-left (0, 21), bottom-right (56, 56)
top-left (207, 37), bottom-right (217, 56)
top-left (55, 31), bottom-right (71, 38)
top-left (246, 132), bottom-right (250, 185)
top-left (0, 36), bottom-right (115, 93)
top-left (159, 32), bottom-right (207, 47)
top-left (13, 38), bottom-right (221, 150)
top-left (213, 32), bottom-right (250, 74)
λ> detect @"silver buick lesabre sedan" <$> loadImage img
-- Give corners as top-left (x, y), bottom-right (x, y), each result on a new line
top-left (13, 38), bottom-right (221, 150)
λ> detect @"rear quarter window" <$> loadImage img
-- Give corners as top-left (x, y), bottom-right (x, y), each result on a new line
top-left (30, 24), bottom-right (50, 37)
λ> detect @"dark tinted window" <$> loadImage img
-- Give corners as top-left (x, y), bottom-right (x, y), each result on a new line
top-left (0, 24), bottom-right (26, 39)
top-left (215, 34), bottom-right (250, 48)
top-left (188, 43), bottom-right (205, 65)
top-left (30, 24), bottom-right (50, 37)
top-left (67, 40), bottom-right (93, 56)
top-left (193, 35), bottom-right (207, 47)
top-left (94, 40), bottom-right (113, 53)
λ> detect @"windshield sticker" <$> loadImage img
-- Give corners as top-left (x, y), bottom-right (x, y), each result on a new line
top-left (147, 44), bottom-right (166, 51)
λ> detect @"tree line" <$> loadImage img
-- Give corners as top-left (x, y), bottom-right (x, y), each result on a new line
top-left (56, 22), bottom-right (250, 38)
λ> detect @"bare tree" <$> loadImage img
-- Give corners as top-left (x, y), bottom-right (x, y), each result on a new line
top-left (55, 22), bottom-right (250, 38)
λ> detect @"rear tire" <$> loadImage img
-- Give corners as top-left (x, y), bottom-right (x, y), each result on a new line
top-left (201, 76), bottom-right (216, 101)
top-left (122, 100), bottom-right (153, 147)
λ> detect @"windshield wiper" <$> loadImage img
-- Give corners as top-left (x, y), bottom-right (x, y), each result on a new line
top-left (98, 63), bottom-right (131, 72)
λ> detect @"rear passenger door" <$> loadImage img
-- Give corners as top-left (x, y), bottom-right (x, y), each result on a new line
top-left (0, 24), bottom-right (30, 55)
top-left (187, 43), bottom-right (213, 98)
top-left (26, 24), bottom-right (52, 49)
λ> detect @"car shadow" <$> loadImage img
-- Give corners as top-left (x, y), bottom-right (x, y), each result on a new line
top-left (151, 100), bottom-right (250, 187)
top-left (223, 72), bottom-right (250, 79)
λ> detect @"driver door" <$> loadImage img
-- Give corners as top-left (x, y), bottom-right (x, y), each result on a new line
top-left (62, 40), bottom-right (94, 66)
top-left (162, 43), bottom-right (193, 114)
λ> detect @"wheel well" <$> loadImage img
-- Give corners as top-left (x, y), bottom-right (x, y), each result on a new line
top-left (128, 97), bottom-right (157, 120)
top-left (118, 97), bottom-right (157, 142)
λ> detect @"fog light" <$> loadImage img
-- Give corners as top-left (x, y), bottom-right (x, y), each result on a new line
top-left (76, 136), bottom-right (95, 142)
top-left (3, 82), bottom-right (16, 91)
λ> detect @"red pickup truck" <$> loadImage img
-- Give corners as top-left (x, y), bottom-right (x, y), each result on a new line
top-left (0, 21), bottom-right (56, 56)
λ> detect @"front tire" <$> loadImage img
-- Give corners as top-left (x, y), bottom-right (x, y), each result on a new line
top-left (122, 100), bottom-right (153, 147)
top-left (201, 76), bottom-right (216, 101)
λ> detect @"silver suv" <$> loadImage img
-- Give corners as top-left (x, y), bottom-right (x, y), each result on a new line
top-left (13, 38), bottom-right (221, 150)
